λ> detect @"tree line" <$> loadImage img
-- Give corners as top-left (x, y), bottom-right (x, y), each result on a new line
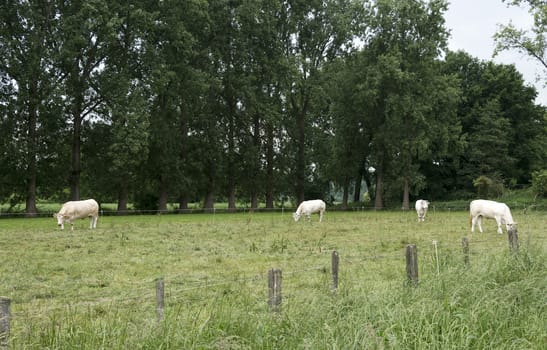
top-left (1, 0), bottom-right (545, 215)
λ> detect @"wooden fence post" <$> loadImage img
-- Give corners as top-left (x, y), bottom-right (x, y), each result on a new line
top-left (331, 250), bottom-right (339, 292)
top-left (462, 237), bottom-right (470, 266)
top-left (268, 269), bottom-right (282, 312)
top-left (405, 244), bottom-right (419, 286)
top-left (507, 226), bottom-right (519, 252)
top-left (0, 297), bottom-right (10, 348)
top-left (432, 240), bottom-right (440, 275)
top-left (156, 278), bottom-right (165, 321)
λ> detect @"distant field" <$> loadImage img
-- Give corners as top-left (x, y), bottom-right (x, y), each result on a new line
top-left (1, 210), bottom-right (545, 349)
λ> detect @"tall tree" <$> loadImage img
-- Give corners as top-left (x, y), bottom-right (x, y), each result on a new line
top-left (96, 1), bottom-right (151, 211)
top-left (55, 0), bottom-right (119, 200)
top-left (281, 0), bottom-right (358, 204)
top-left (142, 0), bottom-right (210, 211)
top-left (324, 55), bottom-right (371, 208)
top-left (0, 0), bottom-right (65, 214)
top-left (353, 0), bottom-right (456, 208)
top-left (444, 51), bottom-right (545, 193)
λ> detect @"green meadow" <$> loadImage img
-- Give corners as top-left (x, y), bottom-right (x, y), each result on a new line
top-left (1, 210), bottom-right (545, 349)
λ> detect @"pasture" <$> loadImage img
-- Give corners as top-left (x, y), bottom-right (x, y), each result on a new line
top-left (1, 209), bottom-right (545, 349)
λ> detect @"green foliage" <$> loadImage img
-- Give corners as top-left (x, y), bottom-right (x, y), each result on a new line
top-left (473, 175), bottom-right (504, 198)
top-left (494, 0), bottom-right (546, 80)
top-left (1, 0), bottom-right (545, 214)
top-left (531, 169), bottom-right (547, 198)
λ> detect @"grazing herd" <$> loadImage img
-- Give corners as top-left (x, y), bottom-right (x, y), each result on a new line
top-left (53, 197), bottom-right (516, 235)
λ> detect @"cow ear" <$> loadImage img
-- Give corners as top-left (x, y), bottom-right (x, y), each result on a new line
top-left (53, 213), bottom-right (57, 218)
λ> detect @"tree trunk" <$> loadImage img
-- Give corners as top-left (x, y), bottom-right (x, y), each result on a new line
top-left (25, 171), bottom-right (37, 217)
top-left (374, 164), bottom-right (384, 210)
top-left (178, 104), bottom-right (189, 213)
top-left (25, 99), bottom-right (38, 216)
top-left (203, 173), bottom-right (215, 211)
top-left (250, 112), bottom-right (261, 211)
top-left (341, 178), bottom-right (350, 209)
top-left (117, 185), bottom-right (128, 213)
top-left (353, 173), bottom-right (362, 203)
top-left (70, 99), bottom-right (82, 201)
top-left (402, 177), bottom-right (410, 210)
top-left (265, 123), bottom-right (275, 209)
top-left (178, 195), bottom-right (188, 212)
top-left (158, 176), bottom-right (168, 212)
top-left (296, 109), bottom-right (306, 204)
top-left (203, 190), bottom-right (215, 211)
top-left (228, 186), bottom-right (236, 212)
top-left (250, 192), bottom-right (258, 210)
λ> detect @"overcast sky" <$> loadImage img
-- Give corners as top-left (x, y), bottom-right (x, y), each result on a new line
top-left (444, 0), bottom-right (546, 106)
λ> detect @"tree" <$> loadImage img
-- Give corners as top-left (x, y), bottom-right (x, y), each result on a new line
top-left (323, 55), bottom-right (371, 208)
top-left (142, 0), bottom-right (210, 211)
top-left (91, 1), bottom-right (151, 211)
top-left (352, 0), bottom-right (456, 209)
top-left (55, 0), bottom-right (121, 201)
top-left (230, 0), bottom-right (288, 210)
top-left (0, 1), bottom-right (66, 214)
top-left (444, 51), bottom-right (545, 194)
top-left (494, 0), bottom-right (546, 80)
top-left (281, 0), bottom-right (358, 204)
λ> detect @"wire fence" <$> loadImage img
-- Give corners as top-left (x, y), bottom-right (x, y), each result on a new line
top-left (2, 228), bottom-right (539, 340)
top-left (2, 200), bottom-right (546, 219)
top-left (1, 206), bottom-right (545, 350)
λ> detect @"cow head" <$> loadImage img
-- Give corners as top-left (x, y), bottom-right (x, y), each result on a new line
top-left (292, 212), bottom-right (301, 222)
top-left (506, 222), bottom-right (518, 231)
top-left (53, 213), bottom-right (66, 228)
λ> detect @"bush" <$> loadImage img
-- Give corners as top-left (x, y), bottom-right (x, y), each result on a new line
top-left (133, 192), bottom-right (159, 211)
top-left (531, 170), bottom-right (547, 198)
top-left (473, 175), bottom-right (504, 198)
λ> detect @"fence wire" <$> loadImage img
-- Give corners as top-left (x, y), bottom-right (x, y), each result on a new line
top-left (7, 233), bottom-right (539, 322)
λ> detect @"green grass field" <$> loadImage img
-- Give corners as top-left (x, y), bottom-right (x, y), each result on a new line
top-left (1, 210), bottom-right (545, 349)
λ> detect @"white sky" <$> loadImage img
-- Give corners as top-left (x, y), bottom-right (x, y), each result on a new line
top-left (444, 0), bottom-right (546, 106)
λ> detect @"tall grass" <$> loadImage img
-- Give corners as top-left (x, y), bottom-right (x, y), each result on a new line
top-left (1, 210), bottom-right (545, 349)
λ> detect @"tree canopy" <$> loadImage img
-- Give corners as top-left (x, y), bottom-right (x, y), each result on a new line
top-left (1, 0), bottom-right (545, 214)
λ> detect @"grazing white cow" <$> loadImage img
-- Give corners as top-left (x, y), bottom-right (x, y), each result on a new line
top-left (54, 199), bottom-right (99, 231)
top-left (293, 199), bottom-right (326, 222)
top-left (469, 199), bottom-right (515, 234)
top-left (415, 199), bottom-right (430, 222)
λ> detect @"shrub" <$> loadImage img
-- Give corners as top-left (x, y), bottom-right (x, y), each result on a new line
top-left (531, 170), bottom-right (547, 198)
top-left (473, 175), bottom-right (504, 198)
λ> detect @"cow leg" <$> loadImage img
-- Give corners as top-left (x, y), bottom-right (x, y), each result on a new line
top-left (477, 216), bottom-right (483, 233)
top-left (89, 216), bottom-right (98, 229)
top-left (495, 216), bottom-right (503, 234)
top-left (471, 216), bottom-right (477, 232)
top-left (476, 216), bottom-right (483, 233)
top-left (319, 210), bottom-right (323, 222)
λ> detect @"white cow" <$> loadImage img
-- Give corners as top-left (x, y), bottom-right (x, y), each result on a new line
top-left (54, 199), bottom-right (99, 231)
top-left (415, 199), bottom-right (430, 222)
top-left (293, 199), bottom-right (326, 222)
top-left (469, 199), bottom-right (515, 234)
